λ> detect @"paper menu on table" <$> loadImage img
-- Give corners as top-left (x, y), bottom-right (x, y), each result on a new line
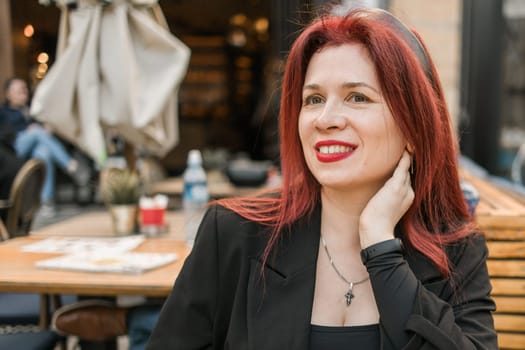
top-left (35, 252), bottom-right (178, 274)
top-left (21, 236), bottom-right (145, 254)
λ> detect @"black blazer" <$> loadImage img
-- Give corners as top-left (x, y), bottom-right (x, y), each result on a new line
top-left (147, 204), bottom-right (497, 349)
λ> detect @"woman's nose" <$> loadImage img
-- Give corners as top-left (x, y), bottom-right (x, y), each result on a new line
top-left (313, 101), bottom-right (347, 131)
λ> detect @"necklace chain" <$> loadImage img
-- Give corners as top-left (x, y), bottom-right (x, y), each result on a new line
top-left (320, 235), bottom-right (369, 306)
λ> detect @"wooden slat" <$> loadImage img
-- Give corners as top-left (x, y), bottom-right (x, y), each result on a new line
top-left (460, 170), bottom-right (525, 347)
top-left (475, 189), bottom-right (525, 215)
top-left (493, 296), bottom-right (525, 313)
top-left (487, 241), bottom-right (525, 258)
top-left (491, 279), bottom-right (525, 296)
top-left (461, 169), bottom-right (525, 230)
top-left (494, 314), bottom-right (525, 332)
top-left (485, 229), bottom-right (525, 241)
top-left (488, 260), bottom-right (525, 278)
top-left (498, 332), bottom-right (525, 349)
top-left (477, 215), bottom-right (525, 230)
top-left (498, 186), bottom-right (525, 206)
top-left (464, 171), bottom-right (525, 214)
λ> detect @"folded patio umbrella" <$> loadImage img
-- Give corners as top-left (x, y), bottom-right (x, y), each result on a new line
top-left (30, 0), bottom-right (190, 164)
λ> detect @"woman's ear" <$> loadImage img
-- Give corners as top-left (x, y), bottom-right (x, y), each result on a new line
top-left (406, 144), bottom-right (414, 154)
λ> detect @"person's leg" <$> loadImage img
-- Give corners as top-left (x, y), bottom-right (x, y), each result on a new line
top-left (127, 305), bottom-right (162, 350)
top-left (25, 127), bottom-right (72, 169)
top-left (14, 130), bottom-right (39, 159)
top-left (17, 127), bottom-right (91, 187)
top-left (35, 130), bottom-right (93, 186)
top-left (31, 144), bottom-right (55, 204)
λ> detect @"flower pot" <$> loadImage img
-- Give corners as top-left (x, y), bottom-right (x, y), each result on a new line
top-left (109, 205), bottom-right (138, 235)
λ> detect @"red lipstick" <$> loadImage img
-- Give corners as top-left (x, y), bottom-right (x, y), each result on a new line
top-left (314, 140), bottom-right (357, 163)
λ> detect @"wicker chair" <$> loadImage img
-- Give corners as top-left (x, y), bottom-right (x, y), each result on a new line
top-left (0, 158), bottom-right (45, 240)
top-left (0, 158), bottom-right (69, 349)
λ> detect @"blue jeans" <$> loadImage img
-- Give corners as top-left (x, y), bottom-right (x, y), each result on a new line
top-left (127, 305), bottom-right (162, 350)
top-left (14, 126), bottom-right (73, 203)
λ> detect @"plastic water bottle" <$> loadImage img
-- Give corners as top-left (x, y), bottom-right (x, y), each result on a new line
top-left (183, 150), bottom-right (209, 246)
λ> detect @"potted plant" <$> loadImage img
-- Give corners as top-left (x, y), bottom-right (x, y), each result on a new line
top-left (100, 168), bottom-right (142, 235)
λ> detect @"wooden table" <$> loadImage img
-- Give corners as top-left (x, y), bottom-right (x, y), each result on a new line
top-left (462, 170), bottom-right (525, 350)
top-left (0, 236), bottom-right (190, 297)
top-left (149, 170), bottom-right (263, 198)
top-left (0, 210), bottom-right (192, 328)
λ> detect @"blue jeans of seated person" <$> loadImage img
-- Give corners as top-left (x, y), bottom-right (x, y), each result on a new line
top-left (14, 126), bottom-right (73, 203)
top-left (127, 305), bottom-right (162, 350)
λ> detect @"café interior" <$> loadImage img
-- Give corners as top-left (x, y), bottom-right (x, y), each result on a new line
top-left (0, 0), bottom-right (525, 349)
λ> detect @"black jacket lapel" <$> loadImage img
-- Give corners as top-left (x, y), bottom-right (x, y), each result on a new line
top-left (247, 205), bottom-right (321, 350)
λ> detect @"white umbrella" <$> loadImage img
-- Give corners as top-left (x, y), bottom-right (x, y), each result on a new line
top-left (30, 0), bottom-right (190, 165)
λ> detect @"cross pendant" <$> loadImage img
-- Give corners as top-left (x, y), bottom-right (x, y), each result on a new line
top-left (344, 283), bottom-right (354, 306)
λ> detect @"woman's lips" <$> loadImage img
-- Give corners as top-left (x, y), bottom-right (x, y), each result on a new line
top-left (314, 141), bottom-right (357, 163)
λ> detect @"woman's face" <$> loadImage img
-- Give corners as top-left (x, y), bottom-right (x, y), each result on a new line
top-left (5, 79), bottom-right (29, 108)
top-left (298, 43), bottom-right (406, 193)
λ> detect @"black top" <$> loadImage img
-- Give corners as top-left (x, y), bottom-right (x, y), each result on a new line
top-left (310, 324), bottom-right (380, 350)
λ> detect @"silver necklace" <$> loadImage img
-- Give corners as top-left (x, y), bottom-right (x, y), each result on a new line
top-left (320, 235), bottom-right (370, 306)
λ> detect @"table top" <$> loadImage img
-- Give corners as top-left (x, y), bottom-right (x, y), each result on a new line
top-left (0, 210), bottom-right (191, 296)
top-left (149, 170), bottom-right (263, 198)
top-left (461, 170), bottom-right (525, 232)
top-left (0, 235), bottom-right (190, 296)
top-left (31, 210), bottom-right (185, 239)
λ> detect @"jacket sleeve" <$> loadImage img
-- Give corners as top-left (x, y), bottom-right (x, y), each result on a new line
top-left (147, 206), bottom-right (219, 350)
top-left (0, 111), bottom-right (17, 149)
top-left (367, 234), bottom-right (497, 350)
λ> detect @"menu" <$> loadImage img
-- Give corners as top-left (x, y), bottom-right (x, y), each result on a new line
top-left (22, 236), bottom-right (145, 254)
top-left (22, 236), bottom-right (177, 274)
top-left (35, 252), bottom-right (177, 274)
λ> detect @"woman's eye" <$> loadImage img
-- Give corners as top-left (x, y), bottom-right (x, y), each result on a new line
top-left (348, 93), bottom-right (370, 103)
top-left (304, 95), bottom-right (324, 105)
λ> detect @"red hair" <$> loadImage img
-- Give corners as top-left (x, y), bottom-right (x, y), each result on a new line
top-left (217, 9), bottom-right (474, 277)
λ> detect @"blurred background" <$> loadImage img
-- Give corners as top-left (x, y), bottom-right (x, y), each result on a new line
top-left (1, 0), bottom-right (523, 182)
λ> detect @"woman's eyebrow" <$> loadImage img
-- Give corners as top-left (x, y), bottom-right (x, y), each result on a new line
top-left (302, 83), bottom-right (320, 92)
top-left (302, 82), bottom-right (379, 93)
top-left (342, 81), bottom-right (379, 93)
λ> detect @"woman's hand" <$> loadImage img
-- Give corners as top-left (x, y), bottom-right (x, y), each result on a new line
top-left (359, 150), bottom-right (415, 248)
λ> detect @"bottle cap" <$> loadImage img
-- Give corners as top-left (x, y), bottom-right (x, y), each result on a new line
top-left (188, 149), bottom-right (203, 165)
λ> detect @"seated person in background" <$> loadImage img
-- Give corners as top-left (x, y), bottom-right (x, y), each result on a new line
top-left (0, 77), bottom-right (90, 215)
top-left (0, 145), bottom-right (24, 225)
top-left (0, 126), bottom-right (24, 202)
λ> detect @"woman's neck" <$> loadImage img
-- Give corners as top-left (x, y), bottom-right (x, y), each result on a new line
top-left (319, 185), bottom-right (381, 249)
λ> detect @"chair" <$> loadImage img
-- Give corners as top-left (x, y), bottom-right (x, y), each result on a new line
top-left (0, 159), bottom-right (69, 349)
top-left (0, 158), bottom-right (45, 239)
top-left (0, 218), bottom-right (8, 241)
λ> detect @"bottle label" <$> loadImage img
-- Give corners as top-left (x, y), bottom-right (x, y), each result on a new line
top-left (184, 181), bottom-right (209, 203)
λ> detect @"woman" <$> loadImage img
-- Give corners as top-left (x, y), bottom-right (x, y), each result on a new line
top-left (0, 78), bottom-right (91, 214)
top-left (148, 8), bottom-right (497, 349)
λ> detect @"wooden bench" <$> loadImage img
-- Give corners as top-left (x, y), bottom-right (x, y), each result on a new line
top-left (462, 170), bottom-right (525, 350)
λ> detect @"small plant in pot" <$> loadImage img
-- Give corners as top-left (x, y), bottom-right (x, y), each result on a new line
top-left (101, 168), bottom-right (142, 235)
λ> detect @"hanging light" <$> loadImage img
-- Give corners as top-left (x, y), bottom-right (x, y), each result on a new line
top-left (23, 24), bottom-right (35, 38)
top-left (37, 52), bottom-right (49, 64)
top-left (35, 63), bottom-right (49, 79)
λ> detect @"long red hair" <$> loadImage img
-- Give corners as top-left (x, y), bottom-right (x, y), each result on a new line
top-left (217, 9), bottom-right (474, 277)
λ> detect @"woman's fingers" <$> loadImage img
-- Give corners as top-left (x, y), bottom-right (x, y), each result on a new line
top-left (359, 150), bottom-right (415, 247)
